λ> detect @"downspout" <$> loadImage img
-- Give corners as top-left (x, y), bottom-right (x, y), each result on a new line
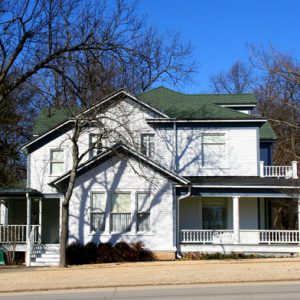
top-left (176, 185), bottom-right (192, 258)
top-left (173, 120), bottom-right (178, 172)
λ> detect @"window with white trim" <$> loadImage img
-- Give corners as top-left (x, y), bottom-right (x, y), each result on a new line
top-left (137, 193), bottom-right (151, 232)
top-left (141, 134), bottom-right (154, 157)
top-left (202, 198), bottom-right (227, 229)
top-left (91, 193), bottom-right (106, 232)
top-left (50, 149), bottom-right (64, 175)
top-left (89, 133), bottom-right (102, 159)
top-left (110, 193), bottom-right (131, 232)
top-left (202, 133), bottom-right (226, 167)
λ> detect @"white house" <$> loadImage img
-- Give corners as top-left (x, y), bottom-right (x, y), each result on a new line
top-left (0, 87), bottom-right (299, 266)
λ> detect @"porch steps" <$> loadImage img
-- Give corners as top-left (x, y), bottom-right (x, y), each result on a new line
top-left (30, 244), bottom-right (60, 267)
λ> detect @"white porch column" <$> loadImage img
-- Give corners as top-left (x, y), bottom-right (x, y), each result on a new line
top-left (233, 196), bottom-right (240, 244)
top-left (292, 161), bottom-right (298, 179)
top-left (38, 198), bottom-right (42, 243)
top-left (260, 161), bottom-right (264, 177)
top-left (298, 198), bottom-right (300, 245)
top-left (25, 193), bottom-right (31, 266)
top-left (0, 200), bottom-right (8, 225)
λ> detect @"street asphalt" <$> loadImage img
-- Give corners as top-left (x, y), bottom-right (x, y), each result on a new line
top-left (1, 282), bottom-right (300, 300)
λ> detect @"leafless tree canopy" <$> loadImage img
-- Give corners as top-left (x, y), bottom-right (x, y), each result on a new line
top-left (209, 61), bottom-right (253, 94)
top-left (0, 0), bottom-right (195, 108)
top-left (0, 0), bottom-right (196, 186)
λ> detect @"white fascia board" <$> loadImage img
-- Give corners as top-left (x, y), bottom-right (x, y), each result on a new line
top-left (176, 184), bottom-right (300, 189)
top-left (80, 90), bottom-right (169, 119)
top-left (219, 104), bottom-right (256, 108)
top-left (21, 119), bottom-right (74, 151)
top-left (146, 119), bottom-right (267, 123)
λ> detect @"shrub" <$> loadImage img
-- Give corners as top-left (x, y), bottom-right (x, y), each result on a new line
top-left (113, 241), bottom-right (138, 262)
top-left (131, 241), bottom-right (154, 261)
top-left (182, 252), bottom-right (258, 260)
top-left (96, 243), bottom-right (115, 263)
top-left (66, 241), bottom-right (84, 265)
top-left (83, 242), bottom-right (98, 264)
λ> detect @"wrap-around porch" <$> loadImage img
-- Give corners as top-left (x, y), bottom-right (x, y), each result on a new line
top-left (178, 185), bottom-right (300, 254)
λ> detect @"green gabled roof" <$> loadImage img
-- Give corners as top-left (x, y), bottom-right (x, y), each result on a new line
top-left (139, 87), bottom-right (257, 120)
top-left (33, 107), bottom-right (80, 136)
top-left (260, 121), bottom-right (277, 140)
top-left (32, 87), bottom-right (266, 138)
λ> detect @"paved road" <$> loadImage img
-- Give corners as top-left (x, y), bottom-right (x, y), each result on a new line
top-left (1, 282), bottom-right (300, 299)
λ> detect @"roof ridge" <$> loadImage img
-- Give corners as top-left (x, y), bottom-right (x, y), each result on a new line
top-left (141, 86), bottom-right (255, 97)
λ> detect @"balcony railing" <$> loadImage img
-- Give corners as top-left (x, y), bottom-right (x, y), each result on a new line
top-left (180, 229), bottom-right (300, 244)
top-left (0, 225), bottom-right (40, 244)
top-left (260, 161), bottom-right (298, 179)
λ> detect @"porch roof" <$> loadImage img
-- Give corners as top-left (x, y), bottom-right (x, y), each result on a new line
top-left (184, 176), bottom-right (300, 188)
top-left (0, 185), bottom-right (43, 198)
top-left (176, 176), bottom-right (300, 198)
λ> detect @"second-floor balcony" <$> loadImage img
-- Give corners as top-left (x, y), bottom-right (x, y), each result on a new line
top-left (260, 161), bottom-right (298, 179)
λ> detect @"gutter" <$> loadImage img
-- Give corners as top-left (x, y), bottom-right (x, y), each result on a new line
top-left (176, 185), bottom-right (192, 258)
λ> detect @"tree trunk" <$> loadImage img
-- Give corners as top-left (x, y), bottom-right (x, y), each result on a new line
top-left (59, 201), bottom-right (69, 267)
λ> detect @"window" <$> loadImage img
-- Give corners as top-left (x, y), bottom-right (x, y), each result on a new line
top-left (202, 198), bottom-right (227, 229)
top-left (50, 149), bottom-right (64, 175)
top-left (137, 193), bottom-right (151, 232)
top-left (141, 134), bottom-right (154, 157)
top-left (110, 193), bottom-right (131, 232)
top-left (202, 133), bottom-right (226, 167)
top-left (89, 134), bottom-right (102, 159)
top-left (91, 193), bottom-right (106, 232)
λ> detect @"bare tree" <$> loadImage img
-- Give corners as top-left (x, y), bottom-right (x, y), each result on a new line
top-left (251, 48), bottom-right (300, 165)
top-left (209, 61), bottom-right (253, 94)
top-left (0, 0), bottom-right (195, 108)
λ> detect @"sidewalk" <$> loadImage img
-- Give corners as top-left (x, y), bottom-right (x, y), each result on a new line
top-left (1, 258), bottom-right (300, 293)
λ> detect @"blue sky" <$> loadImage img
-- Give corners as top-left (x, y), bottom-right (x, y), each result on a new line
top-left (138, 0), bottom-right (300, 93)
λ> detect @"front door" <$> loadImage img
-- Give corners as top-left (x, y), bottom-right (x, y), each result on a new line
top-left (41, 198), bottom-right (60, 244)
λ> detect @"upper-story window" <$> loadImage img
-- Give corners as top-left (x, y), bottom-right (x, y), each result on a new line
top-left (89, 133), bottom-right (102, 159)
top-left (50, 149), bottom-right (64, 175)
top-left (202, 133), bottom-right (226, 167)
top-left (141, 134), bottom-right (154, 158)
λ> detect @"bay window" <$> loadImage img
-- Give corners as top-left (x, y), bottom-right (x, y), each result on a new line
top-left (137, 193), bottom-right (151, 232)
top-left (110, 193), bottom-right (131, 232)
top-left (91, 193), bottom-right (106, 232)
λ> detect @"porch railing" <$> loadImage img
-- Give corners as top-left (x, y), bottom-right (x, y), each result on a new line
top-left (260, 161), bottom-right (298, 179)
top-left (181, 230), bottom-right (234, 244)
top-left (181, 229), bottom-right (300, 245)
top-left (0, 225), bottom-right (40, 244)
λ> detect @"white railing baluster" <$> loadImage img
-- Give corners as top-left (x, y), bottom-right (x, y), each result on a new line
top-left (261, 162), bottom-right (296, 178)
top-left (180, 229), bottom-right (300, 244)
top-left (0, 225), bottom-right (41, 244)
